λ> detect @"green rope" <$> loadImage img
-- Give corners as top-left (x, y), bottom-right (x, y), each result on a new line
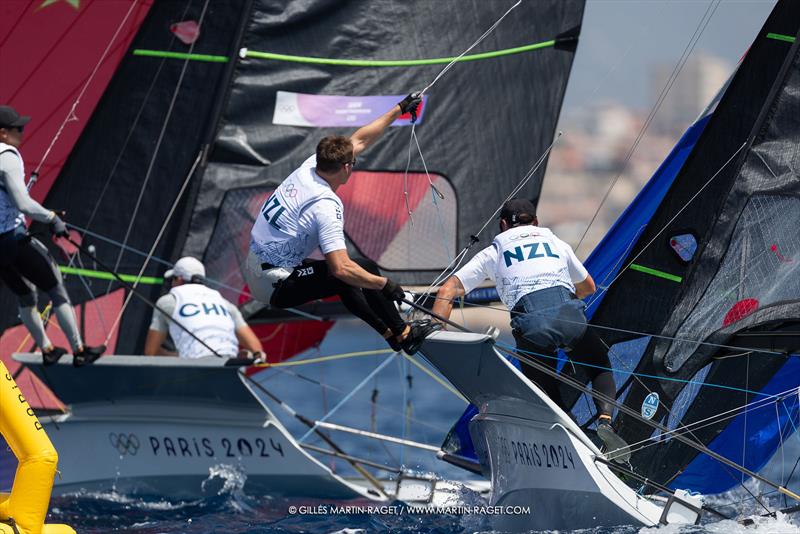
top-left (629, 263), bottom-right (683, 283)
top-left (59, 265), bottom-right (163, 285)
top-left (134, 37), bottom-right (560, 67)
top-left (133, 49), bottom-right (229, 63)
top-left (243, 39), bottom-right (557, 67)
top-left (766, 33), bottom-right (796, 44)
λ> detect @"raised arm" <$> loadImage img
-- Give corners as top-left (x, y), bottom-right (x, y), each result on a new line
top-left (349, 93), bottom-right (421, 157)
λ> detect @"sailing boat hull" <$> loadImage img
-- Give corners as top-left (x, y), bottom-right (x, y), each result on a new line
top-left (38, 412), bottom-right (366, 499)
top-left (420, 332), bottom-right (701, 531)
top-left (13, 354), bottom-right (378, 500)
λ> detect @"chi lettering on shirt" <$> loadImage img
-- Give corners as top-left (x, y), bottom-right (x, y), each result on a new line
top-left (452, 225), bottom-right (589, 309)
top-left (169, 284), bottom-right (239, 359)
top-left (250, 155), bottom-right (346, 268)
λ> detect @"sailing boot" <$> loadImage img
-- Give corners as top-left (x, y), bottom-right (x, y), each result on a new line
top-left (400, 320), bottom-right (441, 355)
top-left (597, 416), bottom-right (631, 463)
top-left (73, 345), bottom-right (106, 367)
top-left (42, 346), bottom-right (68, 366)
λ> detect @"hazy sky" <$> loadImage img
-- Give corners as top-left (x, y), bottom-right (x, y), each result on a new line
top-left (561, 0), bottom-right (776, 113)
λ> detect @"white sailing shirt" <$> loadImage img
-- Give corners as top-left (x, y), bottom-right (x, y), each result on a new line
top-left (453, 225), bottom-right (589, 310)
top-left (168, 284), bottom-right (239, 359)
top-left (0, 142), bottom-right (24, 233)
top-left (250, 155), bottom-right (346, 268)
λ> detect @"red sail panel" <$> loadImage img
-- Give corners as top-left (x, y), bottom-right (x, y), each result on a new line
top-left (0, 0), bottom-right (152, 201)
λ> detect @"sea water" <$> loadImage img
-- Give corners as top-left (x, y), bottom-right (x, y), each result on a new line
top-left (42, 320), bottom-right (800, 532)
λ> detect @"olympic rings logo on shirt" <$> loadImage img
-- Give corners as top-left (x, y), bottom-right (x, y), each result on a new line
top-left (284, 182), bottom-right (298, 198)
top-left (109, 432), bottom-right (140, 456)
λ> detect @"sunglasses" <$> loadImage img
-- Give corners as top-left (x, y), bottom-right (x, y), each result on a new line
top-left (344, 158), bottom-right (357, 167)
top-left (1, 125), bottom-right (24, 133)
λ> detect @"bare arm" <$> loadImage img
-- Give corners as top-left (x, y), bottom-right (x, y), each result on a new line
top-left (144, 329), bottom-right (174, 356)
top-left (431, 276), bottom-right (466, 322)
top-left (349, 105), bottom-right (402, 158)
top-left (574, 274), bottom-right (596, 299)
top-left (325, 249), bottom-right (387, 290)
top-left (236, 325), bottom-right (263, 354)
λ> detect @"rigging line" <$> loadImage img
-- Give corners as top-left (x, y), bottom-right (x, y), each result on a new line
top-left (413, 132), bottom-right (562, 306)
top-left (313, 421), bottom-right (439, 452)
top-left (622, 387), bottom-right (799, 458)
top-left (33, 1), bottom-right (139, 175)
top-left (402, 352), bottom-right (467, 403)
top-left (411, 128), bottom-right (450, 254)
top-left (86, 0), bottom-right (194, 235)
top-left (104, 151), bottom-right (202, 347)
top-left (420, 0), bottom-right (521, 95)
top-left (297, 354), bottom-right (397, 443)
top-left (574, 0), bottom-right (722, 253)
top-left (500, 343), bottom-right (770, 398)
top-left (583, 140), bottom-right (748, 305)
top-left (253, 348), bottom-right (393, 368)
top-left (495, 344), bottom-right (800, 502)
top-left (240, 372), bottom-right (389, 498)
top-left (269, 365), bottom-right (450, 433)
top-left (449, 296), bottom-right (788, 357)
top-left (65, 235), bottom-right (227, 360)
top-left (109, 0), bottom-right (213, 281)
top-left (64, 222), bottom-right (322, 322)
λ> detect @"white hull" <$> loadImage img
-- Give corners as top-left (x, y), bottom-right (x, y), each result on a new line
top-left (14, 354), bottom-right (380, 500)
top-left (419, 332), bottom-right (703, 531)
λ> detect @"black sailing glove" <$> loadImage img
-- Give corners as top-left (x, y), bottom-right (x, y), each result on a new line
top-left (50, 214), bottom-right (69, 238)
top-left (381, 278), bottom-right (406, 302)
top-left (397, 92), bottom-right (422, 122)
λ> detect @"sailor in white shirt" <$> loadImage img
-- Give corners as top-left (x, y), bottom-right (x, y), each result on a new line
top-left (144, 257), bottom-right (264, 359)
top-left (244, 93), bottom-right (438, 355)
top-left (0, 105), bottom-right (104, 367)
top-left (432, 198), bottom-right (629, 461)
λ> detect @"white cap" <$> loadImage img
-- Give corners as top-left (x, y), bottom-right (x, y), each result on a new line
top-left (164, 256), bottom-right (205, 281)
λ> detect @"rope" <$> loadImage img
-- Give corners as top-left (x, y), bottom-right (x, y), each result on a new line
top-left (104, 151), bottom-right (202, 346)
top-left (33, 0), bottom-right (139, 176)
top-left (108, 0), bottom-right (213, 281)
top-left (420, 0), bottom-right (521, 95)
top-left (298, 354), bottom-right (397, 443)
top-left (402, 352), bottom-right (467, 403)
top-left (252, 348), bottom-right (392, 368)
top-left (574, 0), bottom-right (722, 252)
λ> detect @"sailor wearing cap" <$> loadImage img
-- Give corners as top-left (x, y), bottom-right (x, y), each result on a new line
top-left (431, 198), bottom-right (629, 461)
top-left (0, 105), bottom-right (104, 366)
top-left (144, 257), bottom-right (264, 360)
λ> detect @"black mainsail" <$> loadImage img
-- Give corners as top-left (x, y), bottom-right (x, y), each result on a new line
top-left (581, 0), bottom-right (800, 494)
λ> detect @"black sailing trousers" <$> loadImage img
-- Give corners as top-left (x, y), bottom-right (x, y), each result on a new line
top-left (270, 257), bottom-right (406, 337)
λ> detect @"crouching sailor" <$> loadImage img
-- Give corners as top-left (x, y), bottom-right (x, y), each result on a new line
top-left (0, 105), bottom-right (104, 367)
top-left (244, 93), bottom-right (438, 354)
top-left (431, 198), bottom-right (630, 461)
top-left (144, 257), bottom-right (264, 359)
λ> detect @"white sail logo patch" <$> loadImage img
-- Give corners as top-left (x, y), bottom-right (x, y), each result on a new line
top-left (641, 392), bottom-right (659, 420)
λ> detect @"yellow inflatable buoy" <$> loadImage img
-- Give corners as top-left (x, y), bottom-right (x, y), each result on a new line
top-left (0, 361), bottom-right (74, 534)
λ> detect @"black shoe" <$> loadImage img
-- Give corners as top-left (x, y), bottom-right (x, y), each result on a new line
top-left (597, 421), bottom-right (631, 463)
top-left (386, 336), bottom-right (403, 353)
top-left (73, 345), bottom-right (106, 367)
top-left (42, 346), bottom-right (68, 366)
top-left (400, 320), bottom-right (441, 355)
